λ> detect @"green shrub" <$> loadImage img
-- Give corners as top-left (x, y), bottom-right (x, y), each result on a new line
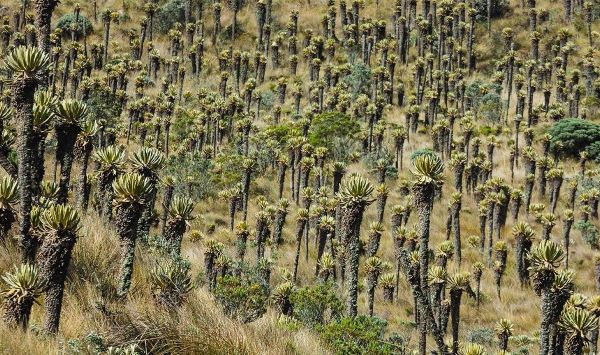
top-left (410, 148), bottom-right (436, 164)
top-left (260, 90), bottom-right (276, 110)
top-left (263, 122), bottom-right (297, 145)
top-left (214, 275), bottom-right (268, 323)
top-left (480, 92), bottom-right (502, 122)
top-left (55, 13), bottom-right (93, 36)
top-left (309, 111), bottom-right (360, 151)
top-left (471, 0), bottom-right (510, 21)
top-left (290, 283), bottom-right (344, 327)
top-left (318, 316), bottom-right (399, 355)
top-left (466, 327), bottom-right (495, 346)
top-left (364, 149), bottom-right (398, 179)
top-left (342, 62), bottom-right (372, 98)
top-left (575, 220), bottom-right (599, 249)
top-left (330, 136), bottom-right (359, 163)
top-left (465, 80), bottom-right (503, 120)
top-left (548, 118), bottom-right (600, 157)
top-left (164, 153), bottom-right (221, 199)
top-left (155, 0), bottom-right (185, 34)
top-left (587, 141), bottom-right (600, 163)
top-left (221, 22), bottom-right (247, 41)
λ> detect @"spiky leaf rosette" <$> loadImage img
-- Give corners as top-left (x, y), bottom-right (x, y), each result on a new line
top-left (448, 272), bottom-right (473, 296)
top-left (54, 99), bottom-right (89, 125)
top-left (168, 195), bottom-right (195, 222)
top-left (338, 174), bottom-right (375, 206)
top-left (566, 293), bottom-right (589, 310)
top-left (0, 264), bottom-right (46, 304)
top-left (130, 147), bottom-right (166, 176)
top-left (203, 239), bottom-right (225, 256)
top-left (34, 90), bottom-right (59, 108)
top-left (150, 259), bottom-right (194, 307)
top-left (528, 240), bottom-right (565, 294)
top-left (380, 273), bottom-right (395, 288)
top-left (112, 173), bottom-right (152, 205)
top-left (460, 343), bottom-right (486, 355)
top-left (528, 240), bottom-right (565, 272)
top-left (0, 103), bottom-right (13, 122)
top-left (364, 256), bottom-right (383, 273)
top-left (320, 252), bottom-right (335, 271)
top-left (411, 154), bottom-right (444, 185)
top-left (40, 204), bottom-right (80, 233)
top-left (93, 145), bottom-right (125, 174)
top-left (428, 265), bottom-right (447, 285)
top-left (0, 129), bottom-right (15, 149)
top-left (0, 175), bottom-right (19, 209)
top-left (559, 307), bottom-right (598, 339)
top-left (39, 181), bottom-right (59, 200)
top-left (271, 282), bottom-right (295, 304)
top-left (79, 120), bottom-right (99, 138)
top-left (29, 206), bottom-right (43, 232)
top-left (495, 318), bottom-right (514, 335)
top-left (512, 221), bottom-right (535, 239)
top-left (4, 46), bottom-right (51, 80)
top-left (319, 215), bottom-right (335, 232)
top-left (437, 240), bottom-right (455, 258)
top-left (32, 104), bottom-right (55, 131)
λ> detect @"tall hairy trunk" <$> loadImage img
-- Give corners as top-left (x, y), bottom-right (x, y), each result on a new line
top-left (160, 183), bottom-right (174, 235)
top-left (272, 209), bottom-right (287, 245)
top-left (2, 297), bottom-right (33, 330)
top-left (399, 249), bottom-right (449, 355)
top-left (292, 218), bottom-right (307, 283)
top-left (98, 172), bottom-right (117, 221)
top-left (12, 78), bottom-right (37, 262)
top-left (31, 131), bottom-right (48, 196)
top-left (136, 176), bottom-right (158, 242)
top-left (515, 235), bottom-right (532, 287)
top-left (562, 218), bottom-right (573, 268)
top-left (76, 144), bottom-right (92, 211)
top-left (412, 181), bottom-right (435, 354)
top-left (34, 0), bottom-right (58, 55)
top-left (452, 203), bottom-right (461, 266)
top-left (55, 124), bottom-right (80, 204)
top-left (38, 229), bottom-right (77, 334)
top-left (313, 226), bottom-right (325, 275)
top-left (115, 202), bottom-right (143, 297)
top-left (164, 218), bottom-right (186, 256)
top-left (367, 270), bottom-right (380, 316)
top-left (341, 202), bottom-right (367, 317)
top-left (450, 289), bottom-right (463, 355)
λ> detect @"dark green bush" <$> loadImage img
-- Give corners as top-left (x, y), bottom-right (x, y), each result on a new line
top-left (471, 0), bottom-right (510, 21)
top-left (290, 283), bottom-right (344, 327)
top-left (164, 152), bottom-right (220, 199)
top-left (214, 275), bottom-right (268, 323)
top-left (575, 220), bottom-right (599, 249)
top-left (465, 80), bottom-right (503, 120)
top-left (480, 92), bottom-right (502, 122)
top-left (548, 118), bottom-right (600, 157)
top-left (318, 316), bottom-right (399, 355)
top-left (364, 149), bottom-right (398, 179)
top-left (410, 147), bottom-right (436, 164)
top-left (55, 13), bottom-right (93, 36)
top-left (586, 141), bottom-right (600, 163)
top-left (342, 62), bottom-right (372, 98)
top-left (308, 111), bottom-right (360, 151)
top-left (466, 327), bottom-right (495, 346)
top-left (155, 0), bottom-right (185, 34)
top-left (263, 122), bottom-right (297, 145)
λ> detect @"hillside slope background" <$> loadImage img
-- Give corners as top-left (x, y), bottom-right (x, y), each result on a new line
top-left (0, 0), bottom-right (599, 354)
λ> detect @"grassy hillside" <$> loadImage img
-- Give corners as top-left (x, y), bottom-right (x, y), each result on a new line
top-left (0, 0), bottom-right (599, 354)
